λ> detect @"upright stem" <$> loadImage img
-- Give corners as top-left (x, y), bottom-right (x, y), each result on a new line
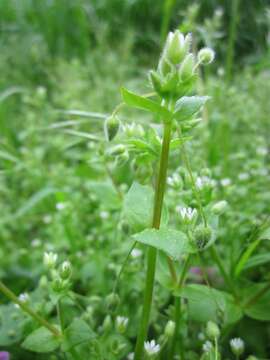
top-left (0, 280), bottom-right (61, 337)
top-left (134, 121), bottom-right (172, 360)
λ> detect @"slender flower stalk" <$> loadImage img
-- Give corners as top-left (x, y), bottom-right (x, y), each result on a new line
top-left (134, 121), bottom-right (172, 359)
top-left (0, 280), bottom-right (61, 337)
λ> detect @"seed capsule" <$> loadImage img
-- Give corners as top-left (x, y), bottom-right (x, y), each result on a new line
top-left (104, 115), bottom-right (120, 141)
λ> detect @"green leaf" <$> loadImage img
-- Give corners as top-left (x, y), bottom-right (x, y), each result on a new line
top-left (123, 182), bottom-right (153, 232)
top-left (22, 327), bottom-right (60, 353)
top-left (174, 96), bottom-right (210, 121)
top-left (132, 228), bottom-right (191, 260)
top-left (244, 253), bottom-right (270, 271)
top-left (243, 283), bottom-right (270, 321)
top-left (63, 318), bottom-right (96, 351)
top-left (170, 136), bottom-right (192, 149)
top-left (89, 181), bottom-right (121, 210)
top-left (235, 226), bottom-right (270, 277)
top-left (123, 182), bottom-right (168, 232)
top-left (121, 87), bottom-right (172, 120)
top-left (176, 284), bottom-right (242, 324)
top-left (0, 304), bottom-right (28, 346)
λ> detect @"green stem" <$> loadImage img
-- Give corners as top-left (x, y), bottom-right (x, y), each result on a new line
top-left (169, 255), bottom-right (191, 359)
top-left (134, 121), bottom-right (172, 360)
top-left (57, 299), bottom-right (65, 332)
top-left (0, 280), bottom-right (61, 337)
top-left (214, 337), bottom-right (218, 360)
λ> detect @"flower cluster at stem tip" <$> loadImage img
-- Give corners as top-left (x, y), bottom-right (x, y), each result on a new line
top-left (150, 30), bottom-right (214, 100)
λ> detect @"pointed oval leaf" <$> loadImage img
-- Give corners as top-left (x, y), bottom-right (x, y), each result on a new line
top-left (174, 96), bottom-right (210, 121)
top-left (123, 182), bottom-right (168, 232)
top-left (121, 87), bottom-right (172, 120)
top-left (132, 228), bottom-right (192, 260)
top-left (22, 327), bottom-right (60, 353)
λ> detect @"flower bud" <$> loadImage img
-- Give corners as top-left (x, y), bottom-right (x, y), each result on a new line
top-left (179, 54), bottom-right (195, 82)
top-left (59, 261), bottom-right (72, 280)
top-left (102, 315), bottom-right (113, 331)
top-left (115, 316), bottom-right (129, 334)
top-left (158, 55), bottom-right (174, 77)
top-left (198, 48), bottom-right (215, 65)
top-left (230, 338), bottom-right (245, 357)
top-left (51, 278), bottom-right (66, 293)
top-left (149, 70), bottom-right (163, 94)
top-left (43, 252), bottom-right (58, 269)
top-left (164, 320), bottom-right (175, 338)
top-left (108, 144), bottom-right (126, 156)
top-left (166, 30), bottom-right (186, 64)
top-left (106, 293), bottom-right (120, 312)
top-left (193, 225), bottom-right (212, 250)
top-left (206, 321), bottom-right (220, 340)
top-left (212, 200), bottom-right (228, 215)
top-left (104, 115), bottom-right (120, 141)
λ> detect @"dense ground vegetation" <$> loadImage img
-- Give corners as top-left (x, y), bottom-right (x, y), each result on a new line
top-left (0, 1), bottom-right (270, 359)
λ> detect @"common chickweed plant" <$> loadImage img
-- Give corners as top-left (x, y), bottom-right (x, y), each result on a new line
top-left (0, 30), bottom-right (269, 360)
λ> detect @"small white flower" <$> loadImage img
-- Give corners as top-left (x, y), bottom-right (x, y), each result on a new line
top-left (43, 252), bottom-right (58, 268)
top-left (100, 211), bottom-right (109, 220)
top-left (116, 316), bottom-right (129, 333)
top-left (167, 173), bottom-right (181, 187)
top-left (144, 340), bottom-right (160, 356)
top-left (127, 353), bottom-right (134, 360)
top-left (178, 206), bottom-right (197, 222)
top-left (131, 248), bottom-right (142, 258)
top-left (19, 293), bottom-right (29, 303)
top-left (31, 238), bottom-right (41, 248)
top-left (196, 176), bottom-right (214, 189)
top-left (220, 178), bottom-right (231, 187)
top-left (56, 202), bottom-right (66, 211)
top-left (122, 123), bottom-right (144, 137)
top-left (238, 172), bottom-right (250, 181)
top-left (202, 340), bottom-right (213, 352)
top-left (256, 147), bottom-right (267, 156)
top-left (230, 338), bottom-right (245, 356)
top-left (43, 214), bottom-right (52, 224)
top-left (15, 293), bottom-right (30, 308)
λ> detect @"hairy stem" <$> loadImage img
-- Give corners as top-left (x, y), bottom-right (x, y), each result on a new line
top-left (134, 121), bottom-right (172, 360)
top-left (0, 280), bottom-right (61, 337)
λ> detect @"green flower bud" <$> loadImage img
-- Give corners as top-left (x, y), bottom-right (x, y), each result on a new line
top-left (198, 48), bottom-right (215, 65)
top-left (206, 321), bottom-right (220, 340)
top-left (104, 115), bottom-right (120, 141)
top-left (212, 200), bottom-right (228, 215)
top-left (102, 314), bottom-right (113, 331)
top-left (193, 225), bottom-right (212, 250)
top-left (108, 144), bottom-right (126, 156)
top-left (246, 356), bottom-right (257, 360)
top-left (158, 55), bottom-right (174, 77)
top-left (149, 70), bottom-right (163, 94)
top-left (164, 320), bottom-right (175, 337)
top-left (43, 252), bottom-right (58, 269)
top-left (51, 277), bottom-right (66, 293)
top-left (59, 261), bottom-right (72, 280)
top-left (106, 293), bottom-right (120, 312)
top-left (115, 315), bottom-right (129, 334)
top-left (166, 30), bottom-right (186, 64)
top-left (230, 338), bottom-right (245, 357)
top-left (179, 54), bottom-right (195, 82)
